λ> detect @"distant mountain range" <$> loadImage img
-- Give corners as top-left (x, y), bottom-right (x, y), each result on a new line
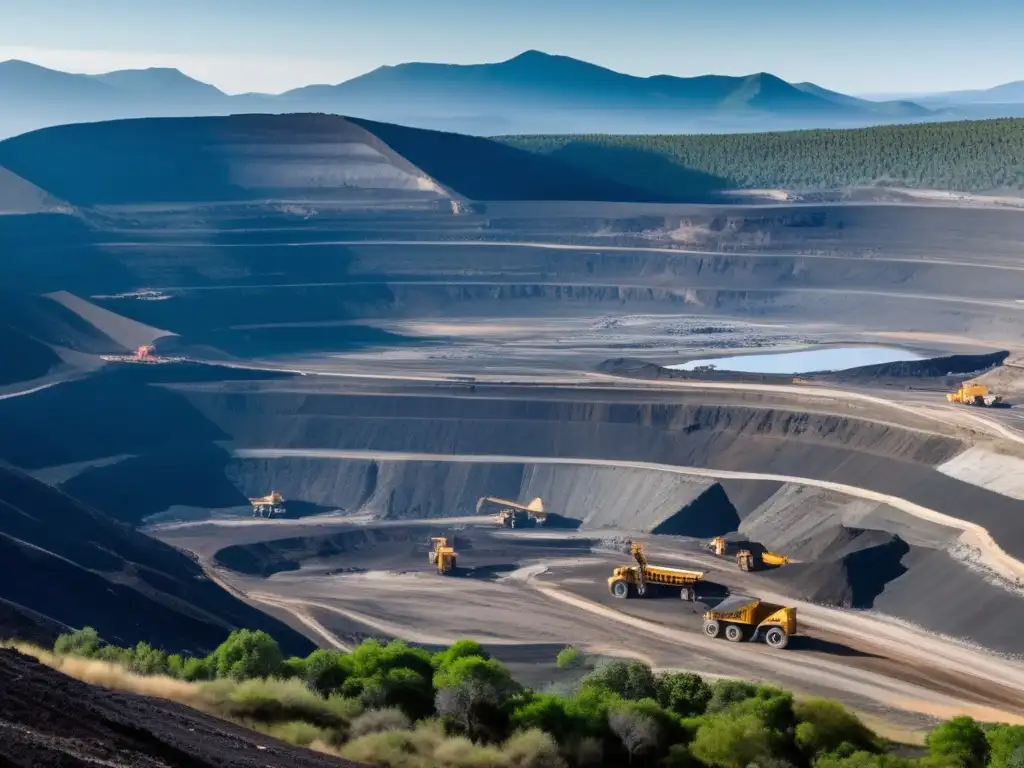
top-left (2, 51), bottom-right (1022, 139)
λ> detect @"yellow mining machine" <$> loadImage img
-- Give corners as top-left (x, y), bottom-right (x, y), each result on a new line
top-left (702, 595), bottom-right (797, 649)
top-left (476, 496), bottom-right (547, 528)
top-left (947, 384), bottom-right (1002, 407)
top-left (709, 537), bottom-right (790, 572)
top-left (608, 543), bottom-right (706, 601)
top-left (428, 537), bottom-right (458, 575)
top-left (736, 549), bottom-right (792, 572)
top-left (250, 491), bottom-right (286, 518)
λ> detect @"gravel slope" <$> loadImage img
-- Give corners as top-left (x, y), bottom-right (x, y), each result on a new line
top-left (0, 648), bottom-right (361, 768)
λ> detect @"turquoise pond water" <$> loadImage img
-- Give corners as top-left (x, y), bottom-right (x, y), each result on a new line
top-left (668, 346), bottom-right (924, 375)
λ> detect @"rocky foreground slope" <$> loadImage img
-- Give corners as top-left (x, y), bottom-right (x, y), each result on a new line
top-left (0, 648), bottom-right (359, 767)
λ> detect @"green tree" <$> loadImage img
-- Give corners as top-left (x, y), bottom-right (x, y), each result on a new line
top-left (511, 694), bottom-right (585, 747)
top-left (434, 655), bottom-right (521, 742)
top-left (925, 716), bottom-right (989, 768)
top-left (656, 671), bottom-right (712, 718)
top-left (302, 649), bottom-right (349, 695)
top-left (182, 656), bottom-right (214, 681)
top-left (433, 639), bottom-right (491, 669)
top-left (794, 698), bottom-right (877, 758)
top-left (987, 725), bottom-right (1024, 768)
top-left (281, 656), bottom-right (307, 680)
top-left (609, 706), bottom-right (660, 765)
top-left (815, 751), bottom-right (916, 768)
top-left (128, 641), bottom-right (169, 676)
top-left (54, 627), bottom-right (101, 657)
top-left (581, 660), bottom-right (657, 701)
top-left (706, 679), bottom-right (759, 712)
top-left (166, 654), bottom-right (185, 678)
top-left (208, 629), bottom-right (284, 680)
top-left (691, 712), bottom-right (775, 768)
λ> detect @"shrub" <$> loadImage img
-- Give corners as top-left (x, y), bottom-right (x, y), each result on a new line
top-left (555, 647), bottom-right (586, 670)
top-left (342, 720), bottom-right (508, 768)
top-left (209, 677), bottom-right (353, 732)
top-left (208, 629), bottom-right (284, 680)
top-left (656, 672), bottom-right (712, 718)
top-left (580, 660), bottom-right (657, 701)
top-left (54, 627), bottom-right (101, 657)
top-left (302, 648), bottom-right (349, 695)
top-left (261, 720), bottom-right (333, 747)
top-left (181, 655), bottom-right (214, 681)
top-left (926, 717), bottom-right (989, 768)
top-left (794, 698), bottom-right (878, 758)
top-left (988, 726), bottom-right (1024, 768)
top-left (350, 707), bottom-right (413, 738)
top-left (128, 641), bottom-right (170, 676)
top-left (690, 712), bottom-right (775, 768)
top-left (815, 750), bottom-right (917, 768)
top-left (706, 679), bottom-right (759, 712)
top-left (609, 707), bottom-right (661, 765)
top-left (434, 639), bottom-right (491, 669)
top-left (503, 729), bottom-right (567, 768)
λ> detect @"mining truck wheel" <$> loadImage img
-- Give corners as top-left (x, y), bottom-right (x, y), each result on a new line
top-left (724, 624), bottom-right (744, 643)
top-left (764, 626), bottom-right (789, 649)
top-left (609, 579), bottom-right (630, 599)
top-left (703, 620), bottom-right (721, 638)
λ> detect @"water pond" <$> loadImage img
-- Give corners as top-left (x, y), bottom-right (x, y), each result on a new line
top-left (668, 346), bottom-right (924, 375)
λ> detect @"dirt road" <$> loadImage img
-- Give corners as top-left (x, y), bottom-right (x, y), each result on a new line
top-left (188, 540), bottom-right (1024, 730)
top-left (231, 447), bottom-right (1024, 583)
top-left (97, 238), bottom-right (1024, 273)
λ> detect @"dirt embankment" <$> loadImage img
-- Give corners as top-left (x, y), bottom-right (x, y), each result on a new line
top-left (0, 648), bottom-right (359, 768)
top-left (0, 463), bottom-right (314, 657)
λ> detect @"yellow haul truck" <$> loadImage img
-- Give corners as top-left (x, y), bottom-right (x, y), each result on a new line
top-left (703, 596), bottom-right (797, 649)
top-left (710, 537), bottom-right (791, 571)
top-left (477, 496), bottom-right (548, 528)
top-left (428, 537), bottom-right (458, 575)
top-left (947, 384), bottom-right (1002, 407)
top-left (608, 543), bottom-right (706, 601)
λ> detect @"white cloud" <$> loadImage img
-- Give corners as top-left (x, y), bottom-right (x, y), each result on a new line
top-left (0, 45), bottom-right (363, 93)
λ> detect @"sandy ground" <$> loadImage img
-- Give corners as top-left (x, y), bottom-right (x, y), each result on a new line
top-left (152, 520), bottom-right (1024, 734)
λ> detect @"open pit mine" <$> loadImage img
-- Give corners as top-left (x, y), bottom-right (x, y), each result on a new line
top-left (2, 114), bottom-right (1024, 738)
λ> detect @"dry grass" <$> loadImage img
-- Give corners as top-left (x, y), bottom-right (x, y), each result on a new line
top-left (6, 643), bottom-right (566, 767)
top-left (9, 642), bottom-right (207, 708)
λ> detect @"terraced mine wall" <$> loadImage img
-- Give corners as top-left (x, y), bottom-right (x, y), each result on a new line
top-left (10, 371), bottom-right (1021, 559)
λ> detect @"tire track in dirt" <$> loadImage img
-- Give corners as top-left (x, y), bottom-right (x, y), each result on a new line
top-left (529, 578), bottom-right (1024, 725)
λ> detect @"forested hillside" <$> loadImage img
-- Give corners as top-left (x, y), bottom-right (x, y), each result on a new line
top-left (503, 119), bottom-right (1024, 196)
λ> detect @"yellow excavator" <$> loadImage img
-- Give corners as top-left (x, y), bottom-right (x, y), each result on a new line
top-left (250, 491), bottom-right (286, 518)
top-left (709, 536), bottom-right (791, 572)
top-left (428, 537), bottom-right (458, 575)
top-left (476, 496), bottom-right (547, 528)
top-left (608, 543), bottom-right (705, 601)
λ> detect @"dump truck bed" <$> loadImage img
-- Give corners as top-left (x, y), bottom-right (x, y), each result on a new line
top-left (644, 565), bottom-right (706, 584)
top-left (705, 596), bottom-right (797, 634)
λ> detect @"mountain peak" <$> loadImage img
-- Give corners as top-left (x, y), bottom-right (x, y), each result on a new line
top-left (90, 67), bottom-right (224, 97)
top-left (506, 49), bottom-right (555, 62)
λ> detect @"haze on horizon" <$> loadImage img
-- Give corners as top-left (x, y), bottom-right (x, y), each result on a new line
top-left (2, 0), bottom-right (1022, 96)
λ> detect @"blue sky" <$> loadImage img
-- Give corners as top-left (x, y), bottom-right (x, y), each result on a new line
top-left (1, 0), bottom-right (1022, 95)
